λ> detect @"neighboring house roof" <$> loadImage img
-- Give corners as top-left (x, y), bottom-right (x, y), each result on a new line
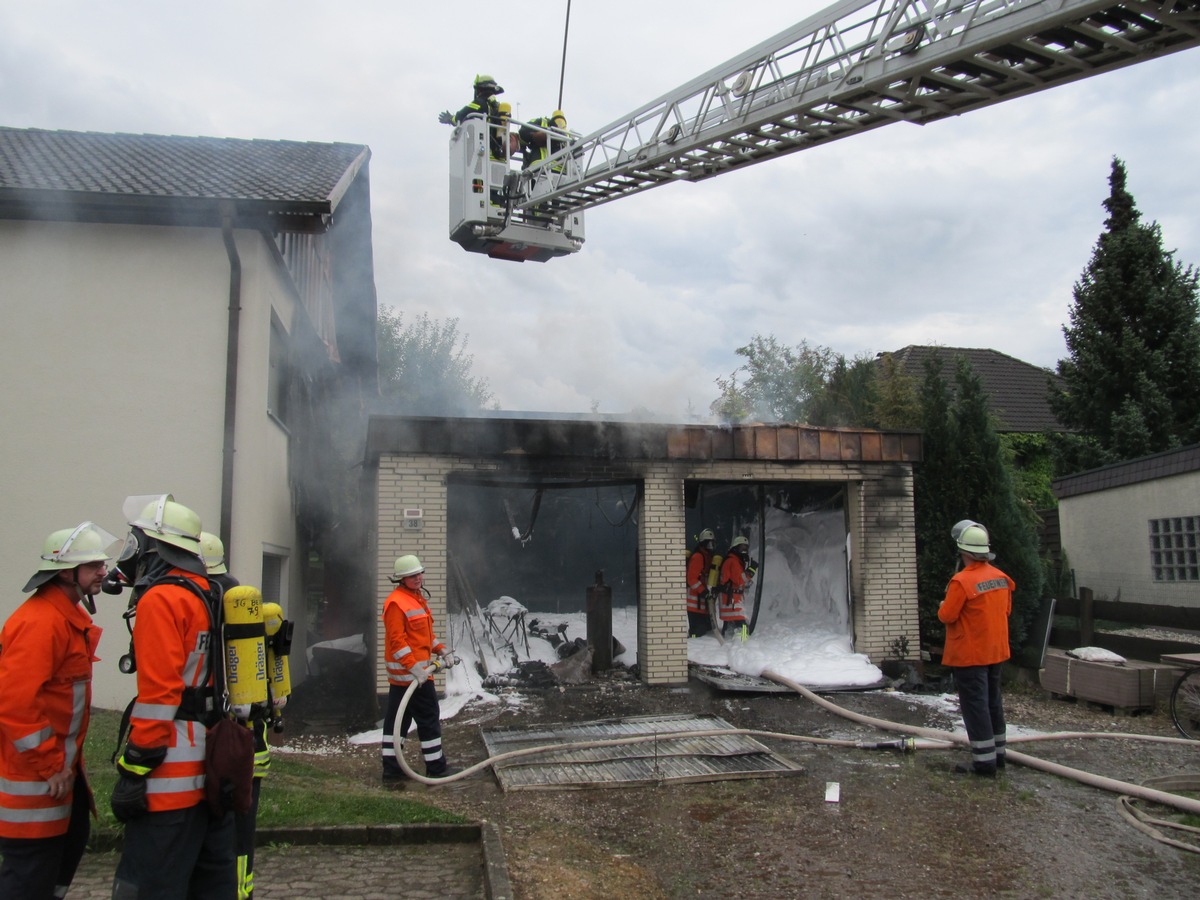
top-left (880, 345), bottom-right (1068, 433)
top-left (0, 126), bottom-right (370, 232)
top-left (1052, 443), bottom-right (1200, 499)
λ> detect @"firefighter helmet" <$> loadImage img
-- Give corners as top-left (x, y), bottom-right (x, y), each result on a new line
top-left (125, 494), bottom-right (203, 555)
top-left (697, 528), bottom-right (715, 543)
top-left (730, 535), bottom-right (749, 551)
top-left (950, 519), bottom-right (980, 542)
top-left (550, 110), bottom-right (567, 128)
top-left (497, 101), bottom-right (512, 117)
top-left (474, 74), bottom-right (503, 95)
top-left (391, 554), bottom-right (425, 582)
top-left (200, 531), bottom-right (228, 575)
top-left (23, 522), bottom-right (119, 592)
top-left (956, 524), bottom-right (993, 559)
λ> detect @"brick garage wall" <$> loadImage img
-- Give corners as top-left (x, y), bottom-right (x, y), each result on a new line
top-left (855, 470), bottom-right (919, 660)
top-left (638, 464), bottom-right (690, 683)
top-left (374, 454), bottom-right (458, 696)
top-left (374, 453), bottom-right (918, 692)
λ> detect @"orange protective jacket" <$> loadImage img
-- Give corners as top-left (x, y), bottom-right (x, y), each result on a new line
top-left (0, 582), bottom-right (101, 839)
top-left (686, 547), bottom-right (714, 615)
top-left (127, 570), bottom-right (214, 812)
top-left (718, 553), bottom-right (750, 623)
top-left (937, 560), bottom-right (1014, 667)
top-left (383, 584), bottom-right (447, 686)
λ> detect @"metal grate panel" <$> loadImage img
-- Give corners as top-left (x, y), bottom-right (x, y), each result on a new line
top-left (481, 713), bottom-right (804, 791)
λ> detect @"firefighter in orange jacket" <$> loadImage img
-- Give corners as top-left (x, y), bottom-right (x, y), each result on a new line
top-left (381, 555), bottom-right (458, 781)
top-left (938, 521), bottom-right (1014, 777)
top-left (717, 536), bottom-right (755, 637)
top-left (110, 495), bottom-right (237, 898)
top-left (685, 529), bottom-right (716, 637)
top-left (0, 522), bottom-right (117, 900)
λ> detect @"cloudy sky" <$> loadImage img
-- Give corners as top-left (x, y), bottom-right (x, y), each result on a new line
top-left (3, 1), bottom-right (1197, 418)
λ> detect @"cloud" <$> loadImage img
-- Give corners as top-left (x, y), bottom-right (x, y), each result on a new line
top-left (2, 0), bottom-right (1197, 416)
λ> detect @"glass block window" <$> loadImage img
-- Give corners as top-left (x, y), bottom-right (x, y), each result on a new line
top-left (1149, 516), bottom-right (1200, 582)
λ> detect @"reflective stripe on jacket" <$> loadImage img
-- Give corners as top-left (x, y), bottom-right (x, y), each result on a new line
top-left (383, 584), bottom-right (446, 686)
top-left (128, 570), bottom-right (214, 812)
top-left (686, 547), bottom-right (713, 615)
top-left (0, 582), bottom-right (100, 839)
top-left (938, 560), bottom-right (1014, 667)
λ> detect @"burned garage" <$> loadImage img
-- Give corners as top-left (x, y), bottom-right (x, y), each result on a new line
top-left (365, 415), bottom-right (922, 694)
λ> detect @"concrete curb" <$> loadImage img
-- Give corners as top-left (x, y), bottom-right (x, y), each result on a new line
top-left (87, 822), bottom-right (513, 900)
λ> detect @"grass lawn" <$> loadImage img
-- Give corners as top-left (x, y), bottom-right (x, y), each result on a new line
top-left (84, 708), bottom-right (464, 843)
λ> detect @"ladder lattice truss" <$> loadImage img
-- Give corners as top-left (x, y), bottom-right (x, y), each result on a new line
top-left (524, 0), bottom-right (1200, 215)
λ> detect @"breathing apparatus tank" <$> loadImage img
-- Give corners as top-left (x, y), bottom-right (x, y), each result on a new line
top-left (222, 585), bottom-right (268, 718)
top-left (707, 555), bottom-right (723, 590)
top-left (261, 601), bottom-right (293, 731)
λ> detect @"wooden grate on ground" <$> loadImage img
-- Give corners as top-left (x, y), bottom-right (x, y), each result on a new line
top-left (481, 712), bottom-right (804, 791)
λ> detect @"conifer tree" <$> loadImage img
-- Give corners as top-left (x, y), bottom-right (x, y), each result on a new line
top-left (1051, 158), bottom-right (1200, 464)
top-left (915, 358), bottom-right (1044, 652)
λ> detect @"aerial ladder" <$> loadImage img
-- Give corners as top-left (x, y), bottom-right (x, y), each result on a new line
top-left (449, 0), bottom-right (1200, 262)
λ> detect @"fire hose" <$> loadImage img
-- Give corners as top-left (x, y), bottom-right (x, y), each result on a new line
top-left (392, 663), bottom-right (1200, 839)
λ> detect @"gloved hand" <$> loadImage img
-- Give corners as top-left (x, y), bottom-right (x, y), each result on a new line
top-left (439, 653), bottom-right (460, 669)
top-left (110, 772), bottom-right (148, 822)
top-left (437, 110), bottom-right (453, 125)
top-left (412, 661), bottom-right (436, 685)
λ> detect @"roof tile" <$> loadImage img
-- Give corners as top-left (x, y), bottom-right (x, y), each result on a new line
top-left (0, 127), bottom-right (367, 205)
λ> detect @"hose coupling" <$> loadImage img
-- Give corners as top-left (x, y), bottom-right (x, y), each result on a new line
top-left (860, 737), bottom-right (917, 753)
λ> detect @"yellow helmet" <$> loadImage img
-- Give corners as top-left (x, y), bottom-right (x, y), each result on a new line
top-left (474, 74), bottom-right (503, 95)
top-left (497, 102), bottom-right (512, 117)
top-left (550, 110), bottom-right (567, 127)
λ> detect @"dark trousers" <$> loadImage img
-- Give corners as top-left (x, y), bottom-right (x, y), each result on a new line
top-left (0, 773), bottom-right (90, 900)
top-left (112, 803), bottom-right (236, 900)
top-left (382, 680), bottom-right (446, 776)
top-left (687, 611), bottom-right (712, 637)
top-left (953, 662), bottom-right (1007, 772)
top-left (234, 778), bottom-right (263, 899)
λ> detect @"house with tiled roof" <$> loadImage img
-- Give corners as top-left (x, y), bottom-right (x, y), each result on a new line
top-left (0, 127), bottom-right (379, 707)
top-left (1053, 444), bottom-right (1200, 610)
top-left (880, 345), bottom-right (1068, 433)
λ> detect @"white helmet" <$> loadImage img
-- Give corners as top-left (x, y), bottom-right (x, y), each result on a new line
top-left (200, 531), bottom-right (228, 575)
top-left (23, 522), bottom-right (119, 592)
top-left (730, 535), bottom-right (749, 551)
top-left (124, 494), bottom-right (203, 555)
top-left (950, 519), bottom-right (980, 542)
top-left (697, 529), bottom-right (715, 543)
top-left (956, 523), bottom-right (994, 559)
top-left (390, 554), bottom-right (425, 582)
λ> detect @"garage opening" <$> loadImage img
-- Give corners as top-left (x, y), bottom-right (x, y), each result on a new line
top-left (445, 476), bottom-right (641, 675)
top-left (686, 481), bottom-right (879, 687)
top-left (686, 481), bottom-right (848, 635)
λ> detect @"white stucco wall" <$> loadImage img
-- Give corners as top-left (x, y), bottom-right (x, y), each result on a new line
top-left (1058, 469), bottom-right (1200, 608)
top-left (0, 219), bottom-right (301, 708)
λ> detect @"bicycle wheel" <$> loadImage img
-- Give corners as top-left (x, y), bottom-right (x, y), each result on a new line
top-left (1169, 668), bottom-right (1200, 740)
